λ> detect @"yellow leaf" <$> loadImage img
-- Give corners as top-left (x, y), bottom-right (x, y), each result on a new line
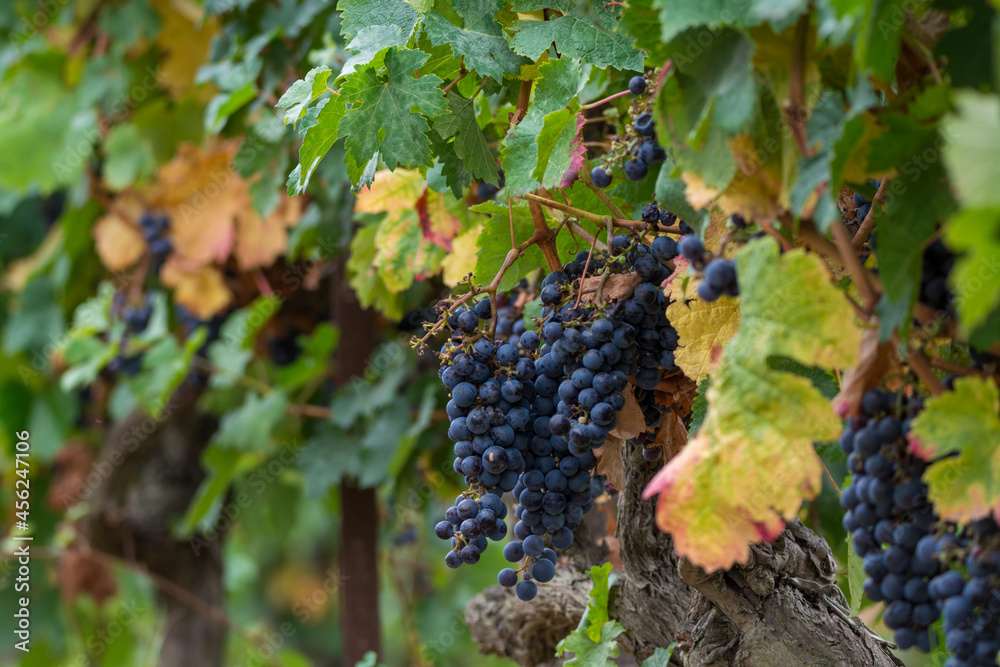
top-left (235, 195), bottom-right (303, 270)
top-left (355, 168), bottom-right (425, 217)
top-left (680, 172), bottom-right (718, 210)
top-left (152, 141), bottom-right (246, 266)
top-left (93, 211), bottom-right (146, 272)
top-left (442, 223), bottom-right (482, 286)
top-left (718, 134), bottom-right (786, 223)
top-left (667, 296), bottom-right (740, 384)
top-left (152, 0), bottom-right (218, 99)
top-left (161, 258), bottom-right (232, 319)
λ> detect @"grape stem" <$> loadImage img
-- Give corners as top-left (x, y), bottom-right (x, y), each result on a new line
top-left (528, 197), bottom-right (564, 273)
top-left (580, 89), bottom-right (631, 111)
top-left (830, 220), bottom-right (880, 312)
top-left (521, 193), bottom-right (682, 234)
top-left (894, 334), bottom-right (946, 395)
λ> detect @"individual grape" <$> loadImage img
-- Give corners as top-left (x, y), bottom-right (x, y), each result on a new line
top-left (628, 75), bottom-right (647, 95)
top-left (650, 236), bottom-right (678, 263)
top-left (435, 521), bottom-right (454, 540)
top-left (634, 112), bottom-right (655, 136)
top-left (591, 166), bottom-right (612, 188)
top-left (478, 181), bottom-right (500, 201)
top-left (498, 568), bottom-right (518, 587)
top-left (531, 558), bottom-right (556, 583)
top-left (704, 259), bottom-right (737, 293)
top-left (697, 281), bottom-right (721, 302)
top-left (678, 235), bottom-right (705, 263)
top-left (522, 534), bottom-right (544, 558)
top-left (516, 580), bottom-right (538, 601)
top-left (624, 158), bottom-right (648, 181)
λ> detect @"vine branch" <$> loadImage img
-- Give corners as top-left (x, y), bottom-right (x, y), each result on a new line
top-left (522, 193), bottom-right (681, 234)
top-left (785, 13), bottom-right (813, 157)
top-left (851, 178), bottom-right (891, 251)
top-left (831, 220), bottom-right (879, 312)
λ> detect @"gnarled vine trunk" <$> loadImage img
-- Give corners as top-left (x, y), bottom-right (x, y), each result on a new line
top-left (82, 385), bottom-right (227, 667)
top-left (466, 446), bottom-right (902, 667)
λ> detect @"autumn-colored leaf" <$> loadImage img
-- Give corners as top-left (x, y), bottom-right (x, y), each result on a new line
top-left (93, 212), bottom-right (146, 272)
top-left (595, 436), bottom-right (625, 493)
top-left (235, 195), bottom-right (303, 270)
top-left (909, 377), bottom-right (1000, 523)
top-left (355, 168), bottom-right (425, 215)
top-left (442, 223), bottom-right (482, 286)
top-left (680, 172), bottom-right (719, 210)
top-left (161, 258), bottom-right (232, 319)
top-left (833, 327), bottom-right (894, 418)
top-left (579, 273), bottom-right (641, 304)
top-left (152, 142), bottom-right (245, 266)
top-left (655, 409), bottom-right (688, 462)
top-left (718, 134), bottom-right (785, 223)
top-left (152, 0), bottom-right (218, 100)
top-left (644, 238), bottom-right (862, 572)
top-left (666, 295), bottom-right (740, 384)
top-left (416, 188), bottom-right (461, 250)
top-left (609, 385), bottom-right (645, 440)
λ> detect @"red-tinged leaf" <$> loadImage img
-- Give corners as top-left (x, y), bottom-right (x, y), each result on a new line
top-left (560, 113), bottom-right (587, 188)
top-left (416, 188), bottom-right (461, 250)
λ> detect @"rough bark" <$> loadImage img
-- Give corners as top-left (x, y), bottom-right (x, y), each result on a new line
top-left (465, 444), bottom-right (903, 667)
top-left (83, 383), bottom-right (227, 667)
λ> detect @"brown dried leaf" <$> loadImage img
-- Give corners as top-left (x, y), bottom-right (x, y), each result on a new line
top-left (578, 273), bottom-right (641, 304)
top-left (161, 258), bottom-right (232, 319)
top-left (656, 409), bottom-right (689, 462)
top-left (48, 440), bottom-right (94, 513)
top-left (595, 436), bottom-right (625, 492)
top-left (57, 543), bottom-right (117, 605)
top-left (609, 385), bottom-right (645, 440)
top-left (833, 327), bottom-right (895, 418)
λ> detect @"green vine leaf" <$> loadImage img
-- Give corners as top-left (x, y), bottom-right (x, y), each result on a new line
top-left (433, 90), bottom-right (501, 185)
top-left (471, 201), bottom-right (545, 291)
top-left (338, 48), bottom-right (448, 181)
top-left (556, 563), bottom-right (626, 666)
top-left (423, 0), bottom-right (528, 81)
top-left (510, 0), bottom-right (644, 71)
top-left (910, 377), bottom-right (1000, 524)
top-left (501, 57), bottom-right (584, 196)
top-left (338, 0), bottom-right (420, 42)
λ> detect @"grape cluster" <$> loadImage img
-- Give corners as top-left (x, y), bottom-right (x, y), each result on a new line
top-left (591, 73), bottom-right (664, 189)
top-left (839, 389), bottom-right (942, 652)
top-left (677, 234), bottom-right (739, 302)
top-left (928, 521), bottom-right (1000, 666)
top-left (433, 215), bottom-right (686, 599)
top-left (107, 293), bottom-right (154, 375)
top-left (140, 212), bottom-right (172, 270)
top-left (920, 238), bottom-right (954, 313)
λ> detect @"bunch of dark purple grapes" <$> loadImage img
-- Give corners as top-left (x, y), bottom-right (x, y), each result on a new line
top-left (676, 230), bottom-right (739, 303)
top-left (591, 74), bottom-right (665, 188)
top-left (839, 389), bottom-right (943, 653)
top-left (140, 212), bottom-right (172, 270)
top-left (432, 218), bottom-right (684, 600)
